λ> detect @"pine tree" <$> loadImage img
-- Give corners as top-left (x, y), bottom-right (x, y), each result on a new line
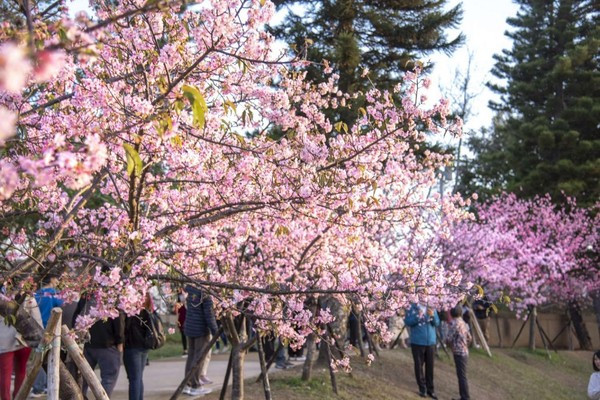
top-left (269, 0), bottom-right (464, 94)
top-left (459, 0), bottom-right (600, 207)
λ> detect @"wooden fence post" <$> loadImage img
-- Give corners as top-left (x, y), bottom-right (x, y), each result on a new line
top-left (47, 308), bottom-right (62, 400)
top-left (15, 309), bottom-right (62, 400)
top-left (61, 325), bottom-right (110, 400)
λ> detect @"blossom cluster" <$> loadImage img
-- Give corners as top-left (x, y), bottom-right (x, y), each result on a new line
top-left (1, 0), bottom-right (469, 351)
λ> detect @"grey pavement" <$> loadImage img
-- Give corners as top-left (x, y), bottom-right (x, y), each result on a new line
top-left (109, 351), bottom-right (263, 400)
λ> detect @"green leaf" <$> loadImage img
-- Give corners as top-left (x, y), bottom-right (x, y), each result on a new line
top-left (156, 114), bottom-right (172, 137)
top-left (182, 85), bottom-right (207, 129)
top-left (123, 143), bottom-right (143, 177)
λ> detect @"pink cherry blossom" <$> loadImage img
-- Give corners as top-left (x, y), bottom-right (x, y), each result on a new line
top-left (0, 42), bottom-right (32, 93)
top-left (0, 106), bottom-right (17, 145)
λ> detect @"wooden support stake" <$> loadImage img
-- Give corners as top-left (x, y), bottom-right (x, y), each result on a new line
top-left (325, 335), bottom-right (338, 395)
top-left (47, 308), bottom-right (62, 400)
top-left (219, 350), bottom-right (234, 400)
top-left (495, 314), bottom-right (503, 348)
top-left (15, 309), bottom-right (62, 400)
top-left (511, 310), bottom-right (531, 349)
top-left (467, 307), bottom-right (492, 357)
top-left (256, 334), bottom-right (272, 400)
top-left (535, 317), bottom-right (551, 359)
top-left (61, 325), bottom-right (109, 400)
top-left (169, 327), bottom-right (222, 400)
top-left (436, 327), bottom-right (452, 361)
top-left (391, 325), bottom-right (406, 350)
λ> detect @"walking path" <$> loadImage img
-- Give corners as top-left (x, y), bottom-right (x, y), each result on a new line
top-left (110, 351), bottom-right (263, 400)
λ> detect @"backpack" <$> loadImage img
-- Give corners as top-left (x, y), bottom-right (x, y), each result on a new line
top-left (143, 311), bottom-right (166, 350)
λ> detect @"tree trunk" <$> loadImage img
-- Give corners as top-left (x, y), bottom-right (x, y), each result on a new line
top-left (316, 296), bottom-right (347, 365)
top-left (568, 300), bottom-right (593, 350)
top-left (301, 298), bottom-right (318, 381)
top-left (230, 343), bottom-right (246, 400)
top-left (256, 334), bottom-right (272, 400)
top-left (301, 331), bottom-right (316, 381)
top-left (528, 306), bottom-right (536, 351)
top-left (222, 313), bottom-right (249, 400)
top-left (592, 290), bottom-right (600, 347)
top-left (58, 362), bottom-right (85, 400)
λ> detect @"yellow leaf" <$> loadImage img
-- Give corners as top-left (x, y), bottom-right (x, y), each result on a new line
top-left (182, 85), bottom-right (207, 129)
top-left (223, 100), bottom-right (237, 115)
top-left (474, 284), bottom-right (484, 297)
top-left (123, 143), bottom-right (143, 177)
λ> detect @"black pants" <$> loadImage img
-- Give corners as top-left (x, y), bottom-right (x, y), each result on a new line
top-left (411, 344), bottom-right (435, 394)
top-left (180, 328), bottom-right (187, 352)
top-left (453, 353), bottom-right (470, 400)
top-left (348, 312), bottom-right (361, 347)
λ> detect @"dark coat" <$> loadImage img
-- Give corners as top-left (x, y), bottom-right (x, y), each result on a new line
top-left (73, 297), bottom-right (125, 348)
top-left (183, 285), bottom-right (218, 338)
top-left (124, 310), bottom-right (151, 349)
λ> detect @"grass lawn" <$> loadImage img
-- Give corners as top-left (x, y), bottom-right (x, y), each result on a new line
top-left (199, 346), bottom-right (592, 400)
top-left (149, 329), bottom-right (592, 399)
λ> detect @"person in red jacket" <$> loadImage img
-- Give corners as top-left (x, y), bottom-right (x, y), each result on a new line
top-left (174, 288), bottom-right (188, 356)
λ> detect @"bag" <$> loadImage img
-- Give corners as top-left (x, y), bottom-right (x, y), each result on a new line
top-left (143, 311), bottom-right (166, 350)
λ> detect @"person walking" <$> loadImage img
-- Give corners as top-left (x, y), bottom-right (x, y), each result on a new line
top-left (123, 293), bottom-right (154, 400)
top-left (588, 350), bottom-right (600, 400)
top-left (182, 285), bottom-right (218, 396)
top-left (404, 303), bottom-right (440, 399)
top-left (73, 293), bottom-right (125, 398)
top-left (447, 305), bottom-right (472, 400)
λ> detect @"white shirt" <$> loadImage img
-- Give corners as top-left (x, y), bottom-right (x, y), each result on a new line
top-left (589, 371), bottom-right (600, 400)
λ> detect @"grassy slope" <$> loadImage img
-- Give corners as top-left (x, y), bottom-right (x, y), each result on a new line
top-left (202, 347), bottom-right (591, 400)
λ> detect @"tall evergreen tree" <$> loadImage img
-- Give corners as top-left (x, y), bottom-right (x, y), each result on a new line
top-left (458, 0), bottom-right (600, 207)
top-left (269, 0), bottom-right (464, 94)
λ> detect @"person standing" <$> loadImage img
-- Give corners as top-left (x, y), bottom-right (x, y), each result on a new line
top-left (588, 350), bottom-right (600, 400)
top-left (404, 303), bottom-right (440, 399)
top-left (123, 293), bottom-right (154, 400)
top-left (472, 297), bottom-right (492, 342)
top-left (447, 305), bottom-right (472, 400)
top-left (73, 293), bottom-right (125, 398)
top-left (32, 273), bottom-right (64, 397)
top-left (174, 288), bottom-right (188, 356)
top-left (0, 293), bottom-right (41, 400)
top-left (182, 285), bottom-right (217, 396)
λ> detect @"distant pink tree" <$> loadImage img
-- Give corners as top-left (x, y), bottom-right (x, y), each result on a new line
top-left (442, 193), bottom-right (599, 348)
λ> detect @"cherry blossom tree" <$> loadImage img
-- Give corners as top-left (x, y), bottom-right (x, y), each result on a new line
top-left (442, 193), bottom-right (600, 349)
top-left (1, 0), bottom-right (470, 398)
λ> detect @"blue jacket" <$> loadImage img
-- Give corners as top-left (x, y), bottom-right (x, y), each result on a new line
top-left (183, 285), bottom-right (218, 338)
top-left (35, 287), bottom-right (63, 328)
top-left (404, 303), bottom-right (440, 346)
